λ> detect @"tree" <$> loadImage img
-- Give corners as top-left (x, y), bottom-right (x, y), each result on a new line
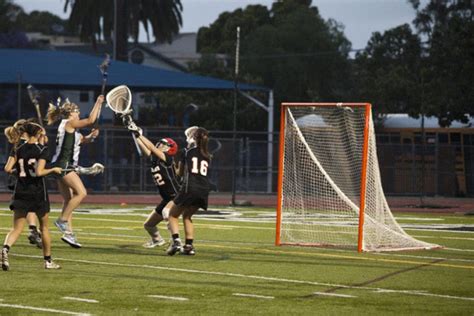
top-left (63, 0), bottom-right (183, 61)
top-left (408, 0), bottom-right (474, 126)
top-left (353, 24), bottom-right (423, 117)
top-left (195, 0), bottom-right (352, 130)
top-left (15, 10), bottom-right (71, 36)
top-left (0, 0), bottom-right (22, 33)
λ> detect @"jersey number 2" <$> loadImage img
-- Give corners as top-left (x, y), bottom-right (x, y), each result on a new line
top-left (191, 157), bottom-right (208, 176)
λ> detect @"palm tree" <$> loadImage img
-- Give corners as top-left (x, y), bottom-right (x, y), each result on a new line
top-left (63, 0), bottom-right (183, 61)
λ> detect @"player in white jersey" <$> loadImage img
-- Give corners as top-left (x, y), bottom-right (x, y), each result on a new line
top-left (46, 96), bottom-right (103, 248)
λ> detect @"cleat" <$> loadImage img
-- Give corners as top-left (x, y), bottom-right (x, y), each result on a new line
top-left (28, 230), bottom-right (43, 249)
top-left (61, 233), bottom-right (82, 249)
top-left (54, 219), bottom-right (69, 234)
top-left (142, 238), bottom-right (166, 248)
top-left (44, 260), bottom-right (61, 269)
top-left (1, 248), bottom-right (9, 271)
top-left (181, 244), bottom-right (196, 256)
top-left (166, 239), bottom-right (182, 256)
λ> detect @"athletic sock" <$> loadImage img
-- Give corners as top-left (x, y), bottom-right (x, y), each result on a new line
top-left (172, 233), bottom-right (180, 241)
top-left (185, 239), bottom-right (193, 246)
top-left (29, 225), bottom-right (37, 232)
top-left (3, 245), bottom-right (10, 252)
top-left (44, 256), bottom-right (51, 262)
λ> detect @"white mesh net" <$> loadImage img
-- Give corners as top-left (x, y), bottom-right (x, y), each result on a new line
top-left (106, 85), bottom-right (132, 115)
top-left (279, 104), bottom-right (439, 251)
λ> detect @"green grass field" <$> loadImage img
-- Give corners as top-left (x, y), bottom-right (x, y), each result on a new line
top-left (0, 203), bottom-right (473, 315)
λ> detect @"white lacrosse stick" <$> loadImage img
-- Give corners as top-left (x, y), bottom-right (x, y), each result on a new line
top-left (63, 163), bottom-right (105, 176)
top-left (106, 85), bottom-right (142, 156)
top-left (106, 85), bottom-right (133, 116)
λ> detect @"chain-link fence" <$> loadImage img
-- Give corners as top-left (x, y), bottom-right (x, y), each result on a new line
top-left (0, 125), bottom-right (473, 196)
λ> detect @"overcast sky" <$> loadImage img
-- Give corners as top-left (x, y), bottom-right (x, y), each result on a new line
top-left (14, 0), bottom-right (425, 50)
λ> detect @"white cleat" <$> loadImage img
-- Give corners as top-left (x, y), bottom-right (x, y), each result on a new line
top-left (45, 260), bottom-right (61, 269)
top-left (142, 238), bottom-right (166, 248)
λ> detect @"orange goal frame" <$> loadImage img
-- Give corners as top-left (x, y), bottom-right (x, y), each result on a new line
top-left (275, 102), bottom-right (372, 252)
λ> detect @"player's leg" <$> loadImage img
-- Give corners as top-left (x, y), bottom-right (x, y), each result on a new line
top-left (55, 178), bottom-right (72, 233)
top-left (58, 172), bottom-right (87, 230)
top-left (166, 201), bottom-right (184, 255)
top-left (56, 172), bottom-right (86, 248)
top-left (26, 212), bottom-right (42, 249)
top-left (38, 212), bottom-right (60, 269)
top-left (2, 211), bottom-right (27, 271)
top-left (143, 206), bottom-right (165, 248)
top-left (181, 207), bottom-right (198, 255)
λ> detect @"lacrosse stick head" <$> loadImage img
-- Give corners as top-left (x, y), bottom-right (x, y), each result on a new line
top-left (76, 163), bottom-right (105, 176)
top-left (106, 85), bottom-right (132, 115)
top-left (156, 138), bottom-right (178, 156)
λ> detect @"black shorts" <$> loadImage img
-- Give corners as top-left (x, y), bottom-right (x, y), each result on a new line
top-left (155, 197), bottom-right (172, 216)
top-left (174, 190), bottom-right (208, 211)
top-left (10, 199), bottom-right (50, 217)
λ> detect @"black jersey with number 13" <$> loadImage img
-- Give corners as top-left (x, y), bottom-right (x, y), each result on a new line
top-left (11, 142), bottom-right (49, 201)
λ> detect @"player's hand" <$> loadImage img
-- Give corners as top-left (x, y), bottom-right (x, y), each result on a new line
top-left (90, 128), bottom-right (100, 138)
top-left (52, 167), bottom-right (62, 174)
top-left (96, 95), bottom-right (105, 106)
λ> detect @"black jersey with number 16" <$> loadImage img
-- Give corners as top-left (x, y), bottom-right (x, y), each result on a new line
top-left (181, 145), bottom-right (210, 194)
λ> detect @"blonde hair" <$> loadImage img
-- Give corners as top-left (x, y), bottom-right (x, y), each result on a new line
top-left (47, 99), bottom-right (80, 125)
top-left (4, 118), bottom-right (30, 144)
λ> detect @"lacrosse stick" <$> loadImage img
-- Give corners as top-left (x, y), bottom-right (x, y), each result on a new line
top-left (27, 85), bottom-right (44, 127)
top-left (62, 163), bottom-right (105, 176)
top-left (94, 54), bottom-right (111, 128)
top-left (105, 85), bottom-right (142, 156)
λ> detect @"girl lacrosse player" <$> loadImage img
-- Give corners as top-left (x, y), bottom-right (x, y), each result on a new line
top-left (166, 127), bottom-right (211, 256)
top-left (46, 95), bottom-right (103, 248)
top-left (2, 122), bottom-right (62, 271)
top-left (133, 132), bottom-right (180, 248)
top-left (5, 118), bottom-right (46, 249)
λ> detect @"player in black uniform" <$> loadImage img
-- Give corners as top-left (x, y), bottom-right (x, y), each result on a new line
top-left (134, 132), bottom-right (180, 248)
top-left (2, 122), bottom-right (62, 271)
top-left (4, 119), bottom-right (44, 249)
top-left (166, 127), bottom-right (211, 256)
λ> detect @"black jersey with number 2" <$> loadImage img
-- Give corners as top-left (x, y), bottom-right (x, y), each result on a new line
top-left (10, 142), bottom-right (50, 212)
top-left (150, 154), bottom-right (180, 199)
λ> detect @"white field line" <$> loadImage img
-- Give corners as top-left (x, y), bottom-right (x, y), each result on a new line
top-left (0, 225), bottom-right (473, 263)
top-left (0, 303), bottom-right (91, 316)
top-left (232, 293), bottom-right (274, 299)
top-left (147, 295), bottom-right (189, 301)
top-left (111, 227), bottom-right (133, 231)
top-left (62, 297), bottom-right (99, 303)
top-left (12, 253), bottom-right (474, 302)
top-left (313, 292), bottom-right (356, 298)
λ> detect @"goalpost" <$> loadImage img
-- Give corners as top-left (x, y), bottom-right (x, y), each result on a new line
top-left (276, 103), bottom-right (439, 252)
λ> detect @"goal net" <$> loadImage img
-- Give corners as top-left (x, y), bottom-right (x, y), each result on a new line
top-left (276, 103), bottom-right (439, 252)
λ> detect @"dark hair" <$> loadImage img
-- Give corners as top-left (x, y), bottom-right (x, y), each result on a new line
top-left (194, 127), bottom-right (211, 159)
top-left (23, 122), bottom-right (43, 138)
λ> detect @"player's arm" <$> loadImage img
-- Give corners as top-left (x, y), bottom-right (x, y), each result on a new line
top-left (67, 95), bottom-right (104, 129)
top-left (4, 156), bottom-right (16, 174)
top-left (36, 159), bottom-right (61, 177)
top-left (81, 128), bottom-right (100, 144)
top-left (137, 135), bottom-right (166, 161)
top-left (135, 137), bottom-right (151, 157)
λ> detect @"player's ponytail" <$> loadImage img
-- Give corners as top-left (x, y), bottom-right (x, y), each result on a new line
top-left (47, 99), bottom-right (79, 125)
top-left (195, 127), bottom-right (211, 159)
top-left (47, 103), bottom-right (62, 125)
top-left (4, 126), bottom-right (21, 144)
top-left (4, 118), bottom-right (29, 144)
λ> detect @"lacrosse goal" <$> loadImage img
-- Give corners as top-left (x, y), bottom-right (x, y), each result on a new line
top-left (276, 103), bottom-right (439, 252)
